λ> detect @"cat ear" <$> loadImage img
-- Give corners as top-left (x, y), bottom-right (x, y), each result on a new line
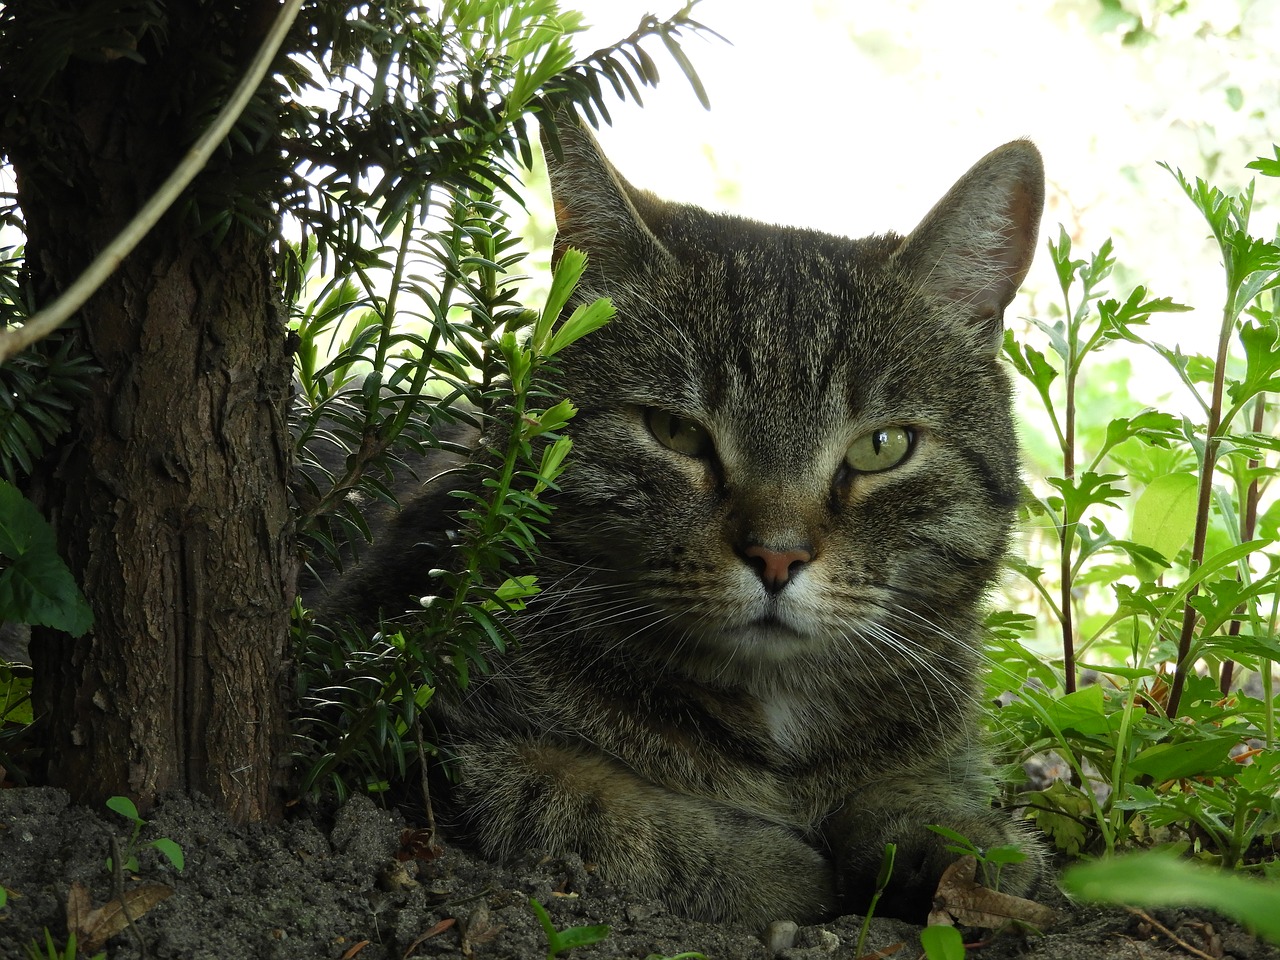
top-left (541, 111), bottom-right (675, 282)
top-left (891, 141), bottom-right (1044, 353)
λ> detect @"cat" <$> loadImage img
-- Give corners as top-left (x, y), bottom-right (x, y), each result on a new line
top-left (319, 113), bottom-right (1047, 927)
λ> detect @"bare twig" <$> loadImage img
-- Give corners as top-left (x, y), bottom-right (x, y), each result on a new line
top-left (1124, 906), bottom-right (1220, 960)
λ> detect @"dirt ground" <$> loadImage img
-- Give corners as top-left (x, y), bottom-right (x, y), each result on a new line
top-left (1, 787), bottom-right (1277, 960)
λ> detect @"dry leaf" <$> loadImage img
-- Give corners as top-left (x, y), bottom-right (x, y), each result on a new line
top-left (67, 880), bottom-right (173, 953)
top-left (927, 856), bottom-right (1058, 930)
top-left (398, 828), bottom-right (442, 862)
top-left (340, 939), bottom-right (372, 959)
top-left (402, 917), bottom-right (457, 959)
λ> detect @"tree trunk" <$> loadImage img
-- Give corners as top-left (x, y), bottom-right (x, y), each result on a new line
top-left (7, 2), bottom-right (293, 823)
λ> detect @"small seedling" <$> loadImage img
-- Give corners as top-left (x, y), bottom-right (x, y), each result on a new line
top-left (928, 824), bottom-right (1026, 890)
top-left (23, 929), bottom-right (104, 960)
top-left (853, 842), bottom-right (897, 958)
top-left (104, 796), bottom-right (184, 873)
top-left (528, 897), bottom-right (610, 959)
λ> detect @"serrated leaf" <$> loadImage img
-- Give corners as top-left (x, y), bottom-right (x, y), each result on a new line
top-left (1246, 147), bottom-right (1280, 178)
top-left (1044, 472), bottom-right (1128, 518)
top-left (1129, 472), bottom-right (1198, 562)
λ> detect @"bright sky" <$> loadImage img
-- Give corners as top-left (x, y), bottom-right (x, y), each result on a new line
top-left (563, 0), bottom-right (1280, 362)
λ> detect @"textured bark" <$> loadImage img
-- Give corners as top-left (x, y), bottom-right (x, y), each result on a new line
top-left (8, 2), bottom-right (293, 823)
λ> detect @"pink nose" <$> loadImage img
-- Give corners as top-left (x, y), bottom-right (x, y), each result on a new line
top-left (742, 543), bottom-right (813, 593)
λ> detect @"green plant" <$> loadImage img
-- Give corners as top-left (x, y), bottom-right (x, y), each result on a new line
top-left (528, 897), bottom-right (610, 959)
top-left (1062, 850), bottom-right (1280, 944)
top-left (927, 825), bottom-right (1026, 890)
top-left (852, 843), bottom-right (896, 959)
top-left (104, 796), bottom-right (184, 874)
top-left (919, 924), bottom-right (966, 960)
top-left (290, 0), bottom-right (715, 801)
top-left (0, 479), bottom-right (92, 637)
top-left (23, 930), bottom-right (103, 960)
top-left (991, 146), bottom-right (1280, 866)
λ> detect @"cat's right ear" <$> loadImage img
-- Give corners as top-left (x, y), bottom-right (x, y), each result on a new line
top-left (540, 110), bottom-right (674, 282)
top-left (890, 141), bottom-right (1045, 354)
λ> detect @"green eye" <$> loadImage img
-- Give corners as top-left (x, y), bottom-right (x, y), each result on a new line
top-left (646, 409), bottom-right (713, 458)
top-left (845, 426), bottom-right (914, 473)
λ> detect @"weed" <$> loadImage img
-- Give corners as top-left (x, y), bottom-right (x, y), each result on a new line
top-left (992, 144), bottom-right (1280, 867)
top-left (23, 930), bottom-right (103, 960)
top-left (927, 825), bottom-right (1027, 890)
top-left (104, 796), bottom-right (184, 874)
top-left (528, 897), bottom-right (610, 959)
top-left (853, 842), bottom-right (896, 958)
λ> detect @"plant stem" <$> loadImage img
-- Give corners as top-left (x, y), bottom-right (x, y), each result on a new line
top-left (1218, 393), bottom-right (1266, 695)
top-left (1166, 301), bottom-right (1234, 718)
top-left (1060, 318), bottom-right (1079, 694)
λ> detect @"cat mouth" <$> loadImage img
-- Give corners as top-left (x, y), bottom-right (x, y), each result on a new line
top-left (744, 609), bottom-right (806, 638)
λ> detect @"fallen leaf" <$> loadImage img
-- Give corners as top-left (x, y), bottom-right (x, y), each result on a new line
top-left (398, 827), bottom-right (442, 862)
top-left (68, 880), bottom-right (173, 953)
top-left (402, 917), bottom-right (456, 959)
top-left (340, 939), bottom-right (372, 959)
top-left (927, 856), bottom-right (1058, 930)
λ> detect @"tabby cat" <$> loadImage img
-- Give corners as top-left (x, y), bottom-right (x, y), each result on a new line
top-left (323, 115), bottom-right (1047, 926)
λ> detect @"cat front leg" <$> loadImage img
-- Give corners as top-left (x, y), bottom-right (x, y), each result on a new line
top-left (448, 737), bottom-right (836, 926)
top-left (824, 775), bottom-right (1046, 922)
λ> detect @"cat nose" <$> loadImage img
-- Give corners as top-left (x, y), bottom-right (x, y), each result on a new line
top-left (741, 542), bottom-right (813, 593)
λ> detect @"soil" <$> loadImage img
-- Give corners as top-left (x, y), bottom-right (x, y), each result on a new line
top-left (1, 787), bottom-right (1277, 960)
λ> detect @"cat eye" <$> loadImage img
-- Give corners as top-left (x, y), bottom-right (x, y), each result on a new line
top-left (646, 409), bottom-right (713, 458)
top-left (844, 426), bottom-right (915, 474)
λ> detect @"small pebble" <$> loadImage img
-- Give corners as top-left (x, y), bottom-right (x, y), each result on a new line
top-left (764, 919), bottom-right (798, 954)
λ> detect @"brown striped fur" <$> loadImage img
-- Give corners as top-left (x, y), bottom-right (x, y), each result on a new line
top-left (324, 117), bottom-right (1046, 926)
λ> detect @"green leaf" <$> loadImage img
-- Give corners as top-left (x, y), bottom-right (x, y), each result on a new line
top-left (1129, 472), bottom-right (1198, 563)
top-left (529, 897), bottom-right (611, 958)
top-left (1062, 852), bottom-right (1280, 943)
top-left (1075, 661), bottom-right (1157, 680)
top-left (105, 796), bottom-right (141, 824)
top-left (149, 837), bottom-right (185, 871)
top-left (545, 297), bottom-right (615, 357)
top-left (1002, 335), bottom-right (1059, 394)
top-left (1228, 317), bottom-right (1280, 408)
top-left (1045, 472), bottom-right (1128, 519)
top-left (535, 248), bottom-right (588, 352)
top-left (1246, 146), bottom-right (1280, 178)
top-left (1127, 737), bottom-right (1235, 781)
top-left (1038, 684), bottom-right (1115, 737)
top-left (0, 480), bottom-right (93, 636)
top-left (919, 923), bottom-right (966, 960)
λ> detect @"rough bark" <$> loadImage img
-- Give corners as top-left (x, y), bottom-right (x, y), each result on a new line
top-left (7, 2), bottom-right (293, 823)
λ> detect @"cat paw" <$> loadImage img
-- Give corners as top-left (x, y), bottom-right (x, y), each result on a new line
top-left (836, 811), bottom-right (1045, 922)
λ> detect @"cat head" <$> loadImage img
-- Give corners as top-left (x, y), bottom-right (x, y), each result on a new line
top-left (540, 114), bottom-right (1043, 682)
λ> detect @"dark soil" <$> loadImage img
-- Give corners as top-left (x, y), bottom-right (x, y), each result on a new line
top-left (1, 787), bottom-right (1277, 960)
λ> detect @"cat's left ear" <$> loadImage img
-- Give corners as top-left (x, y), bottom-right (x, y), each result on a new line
top-left (890, 141), bottom-right (1044, 354)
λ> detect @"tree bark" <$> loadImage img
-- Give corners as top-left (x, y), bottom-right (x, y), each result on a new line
top-left (6, 2), bottom-right (293, 823)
